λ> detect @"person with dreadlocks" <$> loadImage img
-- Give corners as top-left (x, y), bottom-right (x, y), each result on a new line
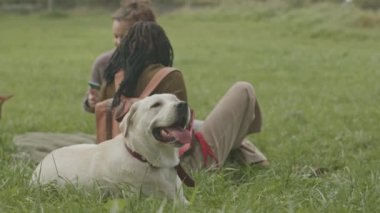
top-left (83, 0), bottom-right (156, 113)
top-left (108, 21), bottom-right (268, 170)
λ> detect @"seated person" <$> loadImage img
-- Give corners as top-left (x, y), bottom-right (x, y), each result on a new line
top-left (106, 21), bottom-right (269, 170)
top-left (83, 1), bottom-right (156, 113)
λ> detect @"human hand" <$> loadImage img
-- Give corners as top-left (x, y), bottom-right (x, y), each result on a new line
top-left (87, 89), bottom-right (98, 108)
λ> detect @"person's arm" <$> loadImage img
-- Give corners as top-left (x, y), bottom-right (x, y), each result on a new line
top-left (83, 51), bottom-right (113, 113)
top-left (154, 70), bottom-right (188, 102)
top-left (83, 63), bottom-right (102, 113)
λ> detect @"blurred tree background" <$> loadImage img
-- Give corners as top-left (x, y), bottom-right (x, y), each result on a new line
top-left (0, 0), bottom-right (379, 12)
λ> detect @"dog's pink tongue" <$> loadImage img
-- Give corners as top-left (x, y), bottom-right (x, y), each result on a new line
top-left (166, 127), bottom-right (192, 144)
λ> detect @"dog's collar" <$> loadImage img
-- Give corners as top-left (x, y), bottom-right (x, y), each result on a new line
top-left (124, 143), bottom-right (195, 187)
top-left (124, 143), bottom-right (149, 165)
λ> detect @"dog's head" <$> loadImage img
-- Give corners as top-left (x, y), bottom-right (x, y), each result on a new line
top-left (119, 94), bottom-right (192, 167)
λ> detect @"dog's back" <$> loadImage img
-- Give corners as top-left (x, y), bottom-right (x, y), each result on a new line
top-left (31, 143), bottom-right (99, 185)
top-left (31, 135), bottom-right (166, 183)
top-left (31, 136), bottom-right (183, 200)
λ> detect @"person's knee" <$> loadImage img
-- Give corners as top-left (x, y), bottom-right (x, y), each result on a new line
top-left (231, 81), bottom-right (256, 97)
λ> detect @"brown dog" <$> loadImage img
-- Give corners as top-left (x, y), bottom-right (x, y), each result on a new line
top-left (0, 95), bottom-right (13, 119)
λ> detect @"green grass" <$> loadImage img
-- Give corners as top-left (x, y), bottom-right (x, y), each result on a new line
top-left (1, 2), bottom-right (380, 212)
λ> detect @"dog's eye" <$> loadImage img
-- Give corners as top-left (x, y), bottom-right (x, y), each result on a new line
top-left (151, 102), bottom-right (162, 108)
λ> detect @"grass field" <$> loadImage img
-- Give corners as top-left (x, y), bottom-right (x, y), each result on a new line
top-left (0, 2), bottom-right (380, 212)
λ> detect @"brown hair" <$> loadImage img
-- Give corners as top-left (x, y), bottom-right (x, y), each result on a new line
top-left (112, 0), bottom-right (156, 23)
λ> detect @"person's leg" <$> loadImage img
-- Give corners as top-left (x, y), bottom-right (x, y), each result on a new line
top-left (198, 81), bottom-right (267, 167)
top-left (238, 139), bottom-right (268, 165)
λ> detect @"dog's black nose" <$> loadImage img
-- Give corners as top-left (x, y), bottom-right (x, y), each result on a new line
top-left (176, 102), bottom-right (188, 112)
top-left (176, 102), bottom-right (189, 127)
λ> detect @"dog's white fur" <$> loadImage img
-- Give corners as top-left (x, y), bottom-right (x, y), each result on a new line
top-left (31, 94), bottom-right (190, 203)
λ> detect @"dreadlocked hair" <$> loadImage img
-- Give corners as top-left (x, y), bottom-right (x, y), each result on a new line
top-left (112, 21), bottom-right (174, 107)
top-left (103, 1), bottom-right (156, 84)
top-left (104, 47), bottom-right (124, 84)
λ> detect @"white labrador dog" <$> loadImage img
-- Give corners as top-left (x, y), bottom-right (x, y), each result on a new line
top-left (31, 94), bottom-right (193, 203)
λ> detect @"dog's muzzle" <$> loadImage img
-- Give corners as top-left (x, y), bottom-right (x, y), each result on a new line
top-left (152, 102), bottom-right (192, 146)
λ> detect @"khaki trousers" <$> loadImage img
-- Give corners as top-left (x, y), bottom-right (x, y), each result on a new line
top-left (181, 81), bottom-right (267, 170)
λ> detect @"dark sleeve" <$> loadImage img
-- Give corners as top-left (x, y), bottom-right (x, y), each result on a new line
top-left (82, 56), bottom-right (103, 113)
top-left (91, 50), bottom-right (113, 84)
top-left (154, 70), bottom-right (188, 102)
top-left (82, 51), bottom-right (113, 113)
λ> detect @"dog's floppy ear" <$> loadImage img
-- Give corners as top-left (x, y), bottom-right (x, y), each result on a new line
top-left (119, 101), bottom-right (139, 137)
